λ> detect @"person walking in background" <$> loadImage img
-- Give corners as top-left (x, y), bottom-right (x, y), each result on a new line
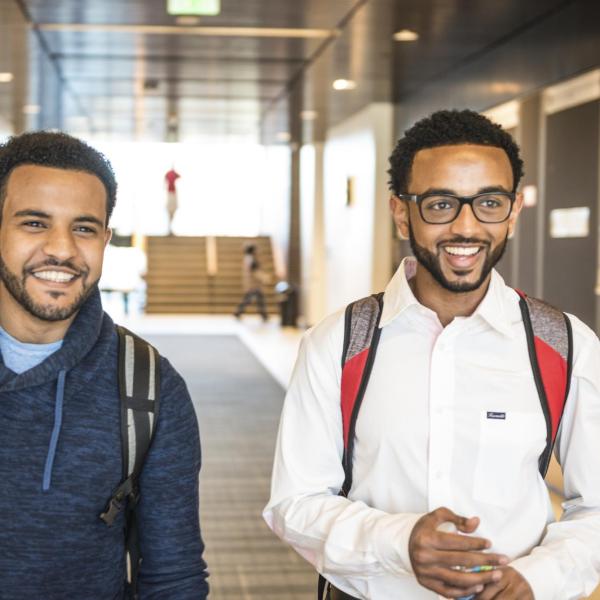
top-left (164, 166), bottom-right (180, 235)
top-left (0, 132), bottom-right (209, 599)
top-left (264, 110), bottom-right (600, 599)
top-left (235, 243), bottom-right (268, 321)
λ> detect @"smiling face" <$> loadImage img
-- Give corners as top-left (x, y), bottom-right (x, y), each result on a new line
top-left (0, 165), bottom-right (111, 325)
top-left (391, 144), bottom-right (522, 294)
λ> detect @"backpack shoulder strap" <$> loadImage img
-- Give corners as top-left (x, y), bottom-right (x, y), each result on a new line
top-left (339, 292), bottom-right (384, 496)
top-left (516, 291), bottom-right (573, 478)
top-left (115, 325), bottom-right (161, 482)
top-left (100, 325), bottom-right (161, 599)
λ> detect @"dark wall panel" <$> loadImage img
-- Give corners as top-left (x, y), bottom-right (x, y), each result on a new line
top-left (516, 95), bottom-right (542, 295)
top-left (543, 100), bottom-right (598, 328)
top-left (394, 0), bottom-right (600, 133)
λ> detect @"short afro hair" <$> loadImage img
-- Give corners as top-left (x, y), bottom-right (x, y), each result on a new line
top-left (0, 131), bottom-right (117, 224)
top-left (388, 109), bottom-right (524, 195)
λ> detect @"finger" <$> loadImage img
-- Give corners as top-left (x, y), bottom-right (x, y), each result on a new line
top-left (419, 575), bottom-right (485, 599)
top-left (432, 508), bottom-right (480, 534)
top-left (434, 551), bottom-right (510, 568)
top-left (456, 515), bottom-right (480, 534)
top-left (475, 580), bottom-right (505, 600)
top-left (427, 566), bottom-right (503, 589)
top-left (435, 532), bottom-right (493, 551)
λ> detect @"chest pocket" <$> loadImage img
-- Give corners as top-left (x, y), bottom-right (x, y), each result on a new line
top-left (472, 410), bottom-right (546, 508)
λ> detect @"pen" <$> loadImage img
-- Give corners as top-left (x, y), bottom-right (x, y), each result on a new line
top-left (456, 565), bottom-right (495, 599)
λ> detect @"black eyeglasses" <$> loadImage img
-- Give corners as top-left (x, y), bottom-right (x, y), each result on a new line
top-left (397, 191), bottom-right (516, 224)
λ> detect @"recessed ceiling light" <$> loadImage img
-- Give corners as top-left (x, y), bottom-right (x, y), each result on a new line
top-left (276, 132), bottom-right (291, 142)
top-left (0, 73), bottom-right (14, 83)
top-left (333, 79), bottom-right (356, 91)
top-left (393, 29), bottom-right (419, 42)
top-left (300, 110), bottom-right (318, 120)
top-left (22, 104), bottom-right (41, 114)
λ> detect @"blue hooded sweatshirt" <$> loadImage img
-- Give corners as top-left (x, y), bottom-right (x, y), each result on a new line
top-left (0, 289), bottom-right (209, 599)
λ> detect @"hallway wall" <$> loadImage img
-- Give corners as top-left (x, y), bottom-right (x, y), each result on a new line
top-left (320, 103), bottom-right (393, 316)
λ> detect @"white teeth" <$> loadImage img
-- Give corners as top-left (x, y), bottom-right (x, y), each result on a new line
top-left (33, 271), bottom-right (76, 283)
top-left (444, 246), bottom-right (480, 256)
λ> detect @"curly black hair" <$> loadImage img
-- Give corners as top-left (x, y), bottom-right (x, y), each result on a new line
top-left (388, 109), bottom-right (524, 195)
top-left (0, 131), bottom-right (117, 224)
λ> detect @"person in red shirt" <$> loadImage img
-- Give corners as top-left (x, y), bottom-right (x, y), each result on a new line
top-left (165, 167), bottom-right (180, 234)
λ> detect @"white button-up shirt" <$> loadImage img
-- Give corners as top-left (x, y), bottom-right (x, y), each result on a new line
top-left (264, 258), bottom-right (600, 600)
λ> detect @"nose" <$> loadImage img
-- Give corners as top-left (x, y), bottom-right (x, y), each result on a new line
top-left (448, 202), bottom-right (481, 237)
top-left (42, 226), bottom-right (77, 261)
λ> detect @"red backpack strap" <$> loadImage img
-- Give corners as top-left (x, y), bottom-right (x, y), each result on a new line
top-left (339, 292), bottom-right (384, 496)
top-left (516, 290), bottom-right (573, 477)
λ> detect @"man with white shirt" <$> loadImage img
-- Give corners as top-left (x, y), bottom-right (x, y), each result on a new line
top-left (264, 110), bottom-right (600, 599)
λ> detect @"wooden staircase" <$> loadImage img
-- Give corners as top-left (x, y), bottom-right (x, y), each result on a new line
top-left (145, 235), bottom-right (278, 314)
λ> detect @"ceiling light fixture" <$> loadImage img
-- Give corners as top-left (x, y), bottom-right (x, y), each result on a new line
top-left (393, 29), bottom-right (419, 42)
top-left (0, 73), bottom-right (14, 83)
top-left (38, 23), bottom-right (339, 39)
top-left (22, 105), bottom-right (41, 115)
top-left (167, 0), bottom-right (220, 16)
top-left (333, 79), bottom-right (356, 91)
top-left (276, 132), bottom-right (291, 142)
top-left (300, 110), bottom-right (318, 120)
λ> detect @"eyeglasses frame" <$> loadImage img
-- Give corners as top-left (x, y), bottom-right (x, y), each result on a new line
top-left (396, 191), bottom-right (517, 224)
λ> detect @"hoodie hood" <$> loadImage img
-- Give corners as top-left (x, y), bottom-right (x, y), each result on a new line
top-left (0, 286), bottom-right (109, 393)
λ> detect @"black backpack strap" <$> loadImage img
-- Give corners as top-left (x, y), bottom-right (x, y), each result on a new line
top-left (99, 325), bottom-right (161, 599)
top-left (517, 292), bottom-right (573, 478)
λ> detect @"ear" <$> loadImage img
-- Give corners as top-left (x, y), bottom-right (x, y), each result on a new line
top-left (507, 191), bottom-right (524, 237)
top-left (104, 227), bottom-right (112, 248)
top-left (390, 195), bottom-right (410, 240)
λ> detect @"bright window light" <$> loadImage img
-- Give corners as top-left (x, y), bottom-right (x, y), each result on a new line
top-left (167, 0), bottom-right (220, 16)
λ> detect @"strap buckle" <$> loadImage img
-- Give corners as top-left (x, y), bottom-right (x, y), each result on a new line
top-left (100, 494), bottom-right (124, 526)
top-left (100, 477), bottom-right (139, 526)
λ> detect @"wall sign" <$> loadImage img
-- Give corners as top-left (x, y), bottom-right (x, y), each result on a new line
top-left (549, 207), bottom-right (590, 238)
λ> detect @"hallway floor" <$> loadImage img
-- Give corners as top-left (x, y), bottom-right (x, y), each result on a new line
top-left (131, 316), bottom-right (312, 599)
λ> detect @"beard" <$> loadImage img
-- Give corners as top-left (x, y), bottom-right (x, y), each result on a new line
top-left (0, 256), bottom-right (96, 322)
top-left (408, 222), bottom-right (508, 293)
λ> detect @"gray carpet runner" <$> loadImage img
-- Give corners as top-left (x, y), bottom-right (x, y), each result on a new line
top-left (146, 334), bottom-right (315, 599)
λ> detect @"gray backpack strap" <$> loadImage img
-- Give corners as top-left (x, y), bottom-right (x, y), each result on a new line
top-left (340, 293), bottom-right (384, 496)
top-left (100, 325), bottom-right (161, 600)
top-left (516, 291), bottom-right (573, 477)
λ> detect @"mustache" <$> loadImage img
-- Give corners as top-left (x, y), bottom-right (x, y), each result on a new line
top-left (437, 236), bottom-right (491, 247)
top-left (24, 258), bottom-right (88, 277)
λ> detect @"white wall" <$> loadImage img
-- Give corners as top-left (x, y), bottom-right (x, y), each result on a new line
top-left (321, 103), bottom-right (393, 315)
top-left (300, 143), bottom-right (326, 325)
top-left (262, 145), bottom-right (291, 278)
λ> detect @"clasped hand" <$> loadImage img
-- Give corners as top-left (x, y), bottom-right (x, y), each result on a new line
top-left (408, 507), bottom-right (533, 599)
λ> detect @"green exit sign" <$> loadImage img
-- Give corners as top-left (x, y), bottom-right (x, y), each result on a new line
top-left (167, 0), bottom-right (220, 15)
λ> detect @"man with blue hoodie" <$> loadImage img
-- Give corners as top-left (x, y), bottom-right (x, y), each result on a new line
top-left (0, 132), bottom-right (209, 599)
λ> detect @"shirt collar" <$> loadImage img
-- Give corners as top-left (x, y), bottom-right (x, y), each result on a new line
top-left (380, 257), bottom-right (515, 338)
